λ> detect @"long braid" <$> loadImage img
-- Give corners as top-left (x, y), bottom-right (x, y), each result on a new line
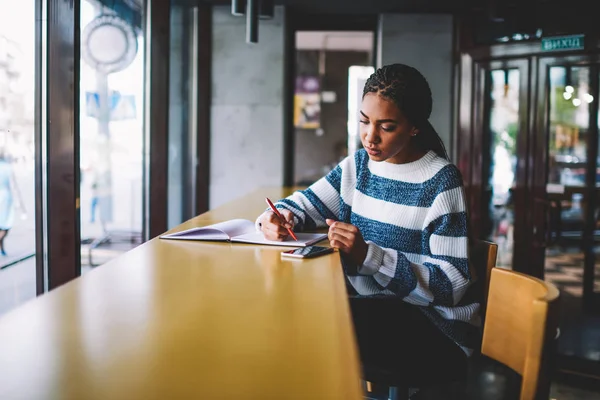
top-left (362, 64), bottom-right (449, 160)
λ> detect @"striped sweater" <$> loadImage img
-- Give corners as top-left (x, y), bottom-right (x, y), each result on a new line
top-left (273, 149), bottom-right (480, 354)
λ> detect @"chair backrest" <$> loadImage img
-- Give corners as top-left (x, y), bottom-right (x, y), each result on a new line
top-left (482, 268), bottom-right (560, 400)
top-left (470, 239), bottom-right (498, 308)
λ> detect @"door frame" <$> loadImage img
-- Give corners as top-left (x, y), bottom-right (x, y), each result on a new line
top-left (458, 52), bottom-right (535, 274)
top-left (470, 58), bottom-right (532, 272)
top-left (282, 13), bottom-right (379, 186)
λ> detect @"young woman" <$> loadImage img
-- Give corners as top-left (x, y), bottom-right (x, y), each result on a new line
top-left (257, 64), bottom-right (479, 384)
top-left (0, 151), bottom-right (25, 256)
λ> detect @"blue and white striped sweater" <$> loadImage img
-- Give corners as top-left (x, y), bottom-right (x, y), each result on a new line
top-left (275, 149), bottom-right (480, 354)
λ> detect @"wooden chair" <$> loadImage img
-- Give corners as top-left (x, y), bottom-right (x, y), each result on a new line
top-left (482, 267), bottom-right (560, 400)
top-left (470, 239), bottom-right (498, 313)
top-left (362, 243), bottom-right (561, 400)
top-left (362, 240), bottom-right (498, 399)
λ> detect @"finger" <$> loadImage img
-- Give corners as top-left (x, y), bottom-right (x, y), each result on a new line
top-left (329, 232), bottom-right (352, 248)
top-left (328, 227), bottom-right (354, 242)
top-left (265, 231), bottom-right (286, 241)
top-left (265, 212), bottom-right (283, 225)
top-left (281, 210), bottom-right (295, 228)
top-left (330, 239), bottom-right (350, 252)
top-left (262, 220), bottom-right (280, 232)
top-left (261, 225), bottom-right (277, 240)
top-left (329, 221), bottom-right (358, 234)
top-left (267, 210), bottom-right (293, 229)
top-left (265, 215), bottom-right (290, 232)
top-left (262, 225), bottom-right (288, 240)
top-left (264, 223), bottom-right (289, 237)
top-left (326, 218), bottom-right (336, 226)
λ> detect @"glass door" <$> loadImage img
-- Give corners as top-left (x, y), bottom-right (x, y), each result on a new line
top-left (537, 59), bottom-right (600, 367)
top-left (466, 51), bottom-right (600, 377)
top-left (476, 59), bottom-right (530, 271)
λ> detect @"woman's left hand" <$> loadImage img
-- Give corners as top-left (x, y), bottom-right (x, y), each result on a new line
top-left (326, 219), bottom-right (368, 266)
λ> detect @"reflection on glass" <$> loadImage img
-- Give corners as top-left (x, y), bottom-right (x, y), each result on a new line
top-left (548, 66), bottom-right (591, 188)
top-left (595, 70), bottom-right (600, 299)
top-left (487, 69), bottom-right (519, 268)
top-left (544, 66), bottom-right (600, 363)
top-left (547, 67), bottom-right (591, 243)
top-left (79, 1), bottom-right (144, 271)
top-left (0, 1), bottom-right (36, 315)
top-left (167, 3), bottom-right (199, 229)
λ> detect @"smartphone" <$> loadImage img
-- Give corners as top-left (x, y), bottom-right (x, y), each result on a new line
top-left (281, 245), bottom-right (334, 259)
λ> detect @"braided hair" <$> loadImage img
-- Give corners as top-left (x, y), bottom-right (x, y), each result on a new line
top-left (362, 64), bottom-right (449, 160)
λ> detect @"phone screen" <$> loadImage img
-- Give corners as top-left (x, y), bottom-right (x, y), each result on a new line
top-left (282, 246), bottom-right (334, 258)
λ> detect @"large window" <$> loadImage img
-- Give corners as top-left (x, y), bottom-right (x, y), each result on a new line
top-left (79, 0), bottom-right (144, 270)
top-left (0, 1), bottom-right (36, 315)
top-left (1, 0), bottom-right (206, 311)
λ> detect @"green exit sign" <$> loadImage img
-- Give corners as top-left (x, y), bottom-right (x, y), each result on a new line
top-left (541, 35), bottom-right (585, 52)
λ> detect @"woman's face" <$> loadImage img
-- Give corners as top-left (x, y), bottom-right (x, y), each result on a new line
top-left (359, 93), bottom-right (420, 164)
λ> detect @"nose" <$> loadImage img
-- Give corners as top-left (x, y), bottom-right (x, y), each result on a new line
top-left (364, 125), bottom-right (380, 145)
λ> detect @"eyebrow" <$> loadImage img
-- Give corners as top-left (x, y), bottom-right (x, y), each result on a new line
top-left (360, 110), bottom-right (397, 124)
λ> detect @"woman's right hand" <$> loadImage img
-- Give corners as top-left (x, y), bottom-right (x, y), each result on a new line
top-left (259, 209), bottom-right (295, 241)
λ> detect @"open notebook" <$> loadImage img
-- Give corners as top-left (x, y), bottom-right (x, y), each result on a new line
top-left (159, 219), bottom-right (327, 247)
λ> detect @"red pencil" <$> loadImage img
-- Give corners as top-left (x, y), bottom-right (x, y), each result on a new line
top-left (265, 197), bottom-right (298, 241)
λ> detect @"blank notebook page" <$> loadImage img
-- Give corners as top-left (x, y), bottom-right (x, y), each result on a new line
top-left (231, 232), bottom-right (328, 247)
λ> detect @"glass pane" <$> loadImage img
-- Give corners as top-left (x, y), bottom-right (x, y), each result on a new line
top-left (79, 1), bottom-right (144, 271)
top-left (0, 2), bottom-right (37, 315)
top-left (548, 66), bottom-right (590, 187)
top-left (544, 65), bottom-right (600, 363)
top-left (547, 67), bottom-right (590, 243)
top-left (168, 1), bottom-right (199, 229)
top-left (596, 79), bottom-right (600, 301)
top-left (486, 69), bottom-right (520, 268)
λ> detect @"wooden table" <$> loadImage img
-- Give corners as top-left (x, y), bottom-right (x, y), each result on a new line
top-left (0, 188), bottom-right (363, 399)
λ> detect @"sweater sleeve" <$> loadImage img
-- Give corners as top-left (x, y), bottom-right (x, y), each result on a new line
top-left (356, 178), bottom-right (471, 307)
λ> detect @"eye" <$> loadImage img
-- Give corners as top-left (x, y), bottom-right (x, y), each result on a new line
top-left (381, 125), bottom-right (396, 132)
top-left (359, 120), bottom-right (369, 125)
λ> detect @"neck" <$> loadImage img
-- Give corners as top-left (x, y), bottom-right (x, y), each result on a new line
top-left (386, 145), bottom-right (427, 164)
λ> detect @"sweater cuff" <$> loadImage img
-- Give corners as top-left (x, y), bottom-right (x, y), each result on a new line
top-left (358, 241), bottom-right (384, 275)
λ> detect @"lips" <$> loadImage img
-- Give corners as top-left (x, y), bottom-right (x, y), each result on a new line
top-left (365, 147), bottom-right (381, 156)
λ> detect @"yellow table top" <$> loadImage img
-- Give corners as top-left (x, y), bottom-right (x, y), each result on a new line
top-left (0, 187), bottom-right (363, 399)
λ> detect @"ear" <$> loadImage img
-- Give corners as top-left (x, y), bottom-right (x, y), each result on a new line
top-left (411, 127), bottom-right (420, 137)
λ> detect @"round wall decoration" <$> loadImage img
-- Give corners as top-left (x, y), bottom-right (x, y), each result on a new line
top-left (82, 14), bottom-right (138, 74)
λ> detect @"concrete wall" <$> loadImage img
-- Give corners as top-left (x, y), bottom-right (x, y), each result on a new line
top-left (208, 10), bottom-right (453, 207)
top-left (378, 14), bottom-right (454, 154)
top-left (210, 6), bottom-right (285, 208)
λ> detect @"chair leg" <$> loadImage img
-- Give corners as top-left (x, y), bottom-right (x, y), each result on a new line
top-left (363, 380), bottom-right (396, 400)
top-left (362, 381), bottom-right (411, 400)
top-left (389, 386), bottom-right (409, 400)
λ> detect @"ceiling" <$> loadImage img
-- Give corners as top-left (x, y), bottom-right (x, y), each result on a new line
top-left (204, 0), bottom-right (470, 14)
top-left (196, 0), bottom-right (593, 18)
top-left (296, 31), bottom-right (374, 51)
